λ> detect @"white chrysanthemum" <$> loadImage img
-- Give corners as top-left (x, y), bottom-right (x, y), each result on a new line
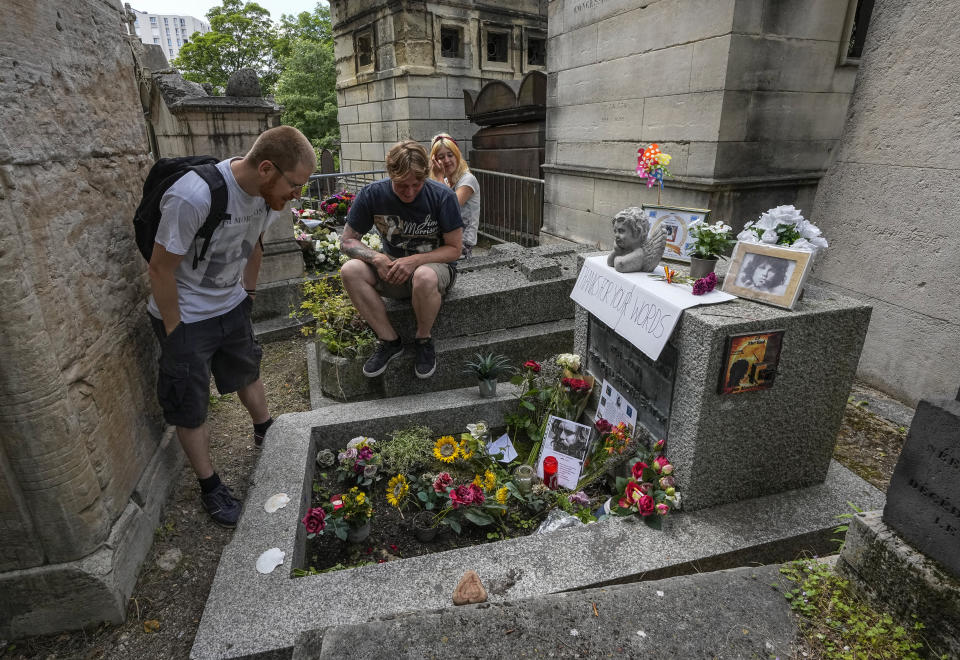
top-left (347, 436), bottom-right (375, 449)
top-left (761, 229), bottom-right (779, 244)
top-left (556, 353), bottom-right (581, 371)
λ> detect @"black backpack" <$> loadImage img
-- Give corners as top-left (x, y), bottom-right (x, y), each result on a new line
top-left (133, 156), bottom-right (230, 269)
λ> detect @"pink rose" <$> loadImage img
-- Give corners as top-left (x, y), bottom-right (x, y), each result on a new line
top-left (659, 475), bottom-right (675, 489)
top-left (661, 463), bottom-right (674, 475)
top-left (631, 461), bottom-right (648, 480)
top-left (656, 503), bottom-right (670, 516)
top-left (301, 507), bottom-right (326, 534)
top-left (595, 418), bottom-right (613, 434)
top-left (638, 495), bottom-right (655, 517)
top-left (357, 447), bottom-right (373, 461)
top-left (639, 482), bottom-right (654, 496)
top-left (433, 472), bottom-right (453, 493)
top-left (654, 439), bottom-right (665, 451)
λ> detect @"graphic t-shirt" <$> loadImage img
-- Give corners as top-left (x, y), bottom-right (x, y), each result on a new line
top-left (346, 178), bottom-right (463, 261)
top-left (147, 158), bottom-right (283, 323)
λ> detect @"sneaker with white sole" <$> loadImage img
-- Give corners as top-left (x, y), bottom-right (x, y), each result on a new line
top-left (363, 338), bottom-right (404, 377)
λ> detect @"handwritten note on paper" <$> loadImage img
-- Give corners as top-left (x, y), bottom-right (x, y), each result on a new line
top-left (570, 256), bottom-right (735, 360)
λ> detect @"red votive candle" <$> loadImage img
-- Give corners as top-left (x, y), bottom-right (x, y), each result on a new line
top-left (543, 456), bottom-right (559, 490)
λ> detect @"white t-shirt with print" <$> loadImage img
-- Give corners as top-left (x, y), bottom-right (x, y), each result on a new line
top-left (147, 158), bottom-right (282, 323)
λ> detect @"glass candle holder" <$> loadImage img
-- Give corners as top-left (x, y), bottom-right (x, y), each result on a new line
top-left (513, 464), bottom-right (535, 494)
top-left (543, 456), bottom-right (559, 490)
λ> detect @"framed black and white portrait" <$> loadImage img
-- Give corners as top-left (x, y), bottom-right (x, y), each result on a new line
top-left (722, 242), bottom-right (813, 310)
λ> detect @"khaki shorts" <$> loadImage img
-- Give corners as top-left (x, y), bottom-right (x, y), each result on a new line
top-left (374, 262), bottom-right (456, 299)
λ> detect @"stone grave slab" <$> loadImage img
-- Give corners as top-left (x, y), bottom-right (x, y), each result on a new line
top-left (882, 396), bottom-right (960, 578)
top-left (190, 386), bottom-right (883, 659)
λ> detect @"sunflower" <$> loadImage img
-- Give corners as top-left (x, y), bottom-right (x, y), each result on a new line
top-left (458, 437), bottom-right (475, 460)
top-left (472, 474), bottom-right (484, 488)
top-left (496, 486), bottom-right (509, 504)
top-left (386, 474), bottom-right (409, 507)
top-left (433, 436), bottom-right (459, 463)
top-left (483, 470), bottom-right (497, 492)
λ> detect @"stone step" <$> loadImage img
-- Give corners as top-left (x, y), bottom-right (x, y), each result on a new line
top-left (314, 318), bottom-right (574, 401)
top-left (292, 564), bottom-right (799, 659)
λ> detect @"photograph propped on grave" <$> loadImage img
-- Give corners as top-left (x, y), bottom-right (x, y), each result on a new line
top-left (643, 204), bottom-right (711, 262)
top-left (722, 242), bottom-right (813, 309)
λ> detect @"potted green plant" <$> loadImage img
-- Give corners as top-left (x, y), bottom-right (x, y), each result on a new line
top-left (464, 353), bottom-right (512, 398)
top-left (687, 219), bottom-right (735, 279)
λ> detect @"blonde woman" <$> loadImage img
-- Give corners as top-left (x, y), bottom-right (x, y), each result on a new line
top-left (429, 133), bottom-right (480, 258)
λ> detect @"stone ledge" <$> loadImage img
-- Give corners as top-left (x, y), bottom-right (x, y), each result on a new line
top-left (838, 510), bottom-right (960, 659)
top-left (294, 564), bottom-right (797, 659)
top-left (0, 429), bottom-right (182, 639)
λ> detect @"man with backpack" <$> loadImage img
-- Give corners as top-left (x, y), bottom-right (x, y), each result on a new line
top-left (143, 125), bottom-right (316, 527)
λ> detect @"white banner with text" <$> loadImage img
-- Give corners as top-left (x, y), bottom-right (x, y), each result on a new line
top-left (570, 256), bottom-right (735, 360)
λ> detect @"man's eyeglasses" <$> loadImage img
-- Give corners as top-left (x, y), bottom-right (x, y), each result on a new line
top-left (268, 160), bottom-right (305, 190)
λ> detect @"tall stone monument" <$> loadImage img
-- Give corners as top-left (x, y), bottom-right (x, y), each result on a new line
top-left (810, 0), bottom-right (960, 405)
top-left (542, 0), bottom-right (859, 246)
top-left (330, 0), bottom-right (547, 172)
top-left (0, 0), bottom-right (180, 637)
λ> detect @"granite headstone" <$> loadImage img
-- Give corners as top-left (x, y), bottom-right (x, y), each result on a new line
top-left (882, 394), bottom-right (960, 578)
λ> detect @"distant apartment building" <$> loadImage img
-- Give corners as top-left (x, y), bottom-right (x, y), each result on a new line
top-left (130, 7), bottom-right (209, 62)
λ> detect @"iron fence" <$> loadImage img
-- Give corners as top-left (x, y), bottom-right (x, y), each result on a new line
top-left (301, 168), bottom-right (544, 247)
top-left (472, 168), bottom-right (543, 247)
top-left (301, 170), bottom-right (386, 208)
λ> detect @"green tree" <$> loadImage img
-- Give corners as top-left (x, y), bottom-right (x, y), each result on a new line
top-left (275, 39), bottom-right (339, 150)
top-left (274, 4), bottom-right (339, 150)
top-left (274, 5), bottom-right (333, 62)
top-left (173, 0), bottom-right (278, 92)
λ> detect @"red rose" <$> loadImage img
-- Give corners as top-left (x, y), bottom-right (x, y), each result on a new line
top-left (301, 506), bottom-right (326, 534)
top-left (433, 472), bottom-right (453, 493)
top-left (523, 360), bottom-right (541, 373)
top-left (638, 495), bottom-right (655, 517)
top-left (561, 377), bottom-right (590, 393)
top-left (467, 483), bottom-right (485, 504)
top-left (449, 484), bottom-right (474, 508)
top-left (624, 480), bottom-right (643, 505)
top-left (631, 461), bottom-right (648, 480)
top-left (595, 418), bottom-right (613, 433)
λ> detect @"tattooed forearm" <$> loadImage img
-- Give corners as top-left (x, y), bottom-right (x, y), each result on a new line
top-left (342, 240), bottom-right (381, 262)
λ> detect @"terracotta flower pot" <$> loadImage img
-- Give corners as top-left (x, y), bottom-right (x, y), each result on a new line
top-left (689, 256), bottom-right (718, 280)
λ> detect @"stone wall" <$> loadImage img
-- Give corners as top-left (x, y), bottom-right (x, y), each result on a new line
top-left (331, 0), bottom-right (547, 172)
top-left (809, 0), bottom-right (960, 405)
top-left (0, 0), bottom-right (179, 636)
top-left (543, 0), bottom-right (858, 246)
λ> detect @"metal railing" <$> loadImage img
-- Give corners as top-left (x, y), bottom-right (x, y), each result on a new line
top-left (473, 168), bottom-right (543, 247)
top-left (302, 170), bottom-right (386, 208)
top-left (302, 168), bottom-right (544, 247)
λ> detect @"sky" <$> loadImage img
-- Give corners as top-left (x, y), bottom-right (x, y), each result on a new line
top-left (131, 0), bottom-right (326, 23)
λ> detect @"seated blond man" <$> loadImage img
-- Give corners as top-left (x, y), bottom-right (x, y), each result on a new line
top-left (340, 140), bottom-right (463, 379)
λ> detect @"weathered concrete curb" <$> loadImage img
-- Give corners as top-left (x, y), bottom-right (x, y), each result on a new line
top-left (190, 386), bottom-right (883, 659)
top-left (838, 511), bottom-right (960, 658)
top-left (293, 564), bottom-right (800, 659)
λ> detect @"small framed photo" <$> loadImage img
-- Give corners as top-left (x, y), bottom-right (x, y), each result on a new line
top-left (643, 205), bottom-right (711, 263)
top-left (718, 330), bottom-right (785, 395)
top-left (722, 242), bottom-right (813, 309)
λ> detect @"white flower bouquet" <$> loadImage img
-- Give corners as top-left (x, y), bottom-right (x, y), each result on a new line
top-left (737, 205), bottom-right (828, 252)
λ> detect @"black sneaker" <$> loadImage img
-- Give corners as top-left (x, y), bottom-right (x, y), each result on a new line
top-left (362, 338), bottom-right (404, 377)
top-left (200, 484), bottom-right (242, 528)
top-left (414, 337), bottom-right (437, 379)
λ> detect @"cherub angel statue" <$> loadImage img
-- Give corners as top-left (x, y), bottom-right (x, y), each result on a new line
top-left (607, 207), bottom-right (666, 273)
